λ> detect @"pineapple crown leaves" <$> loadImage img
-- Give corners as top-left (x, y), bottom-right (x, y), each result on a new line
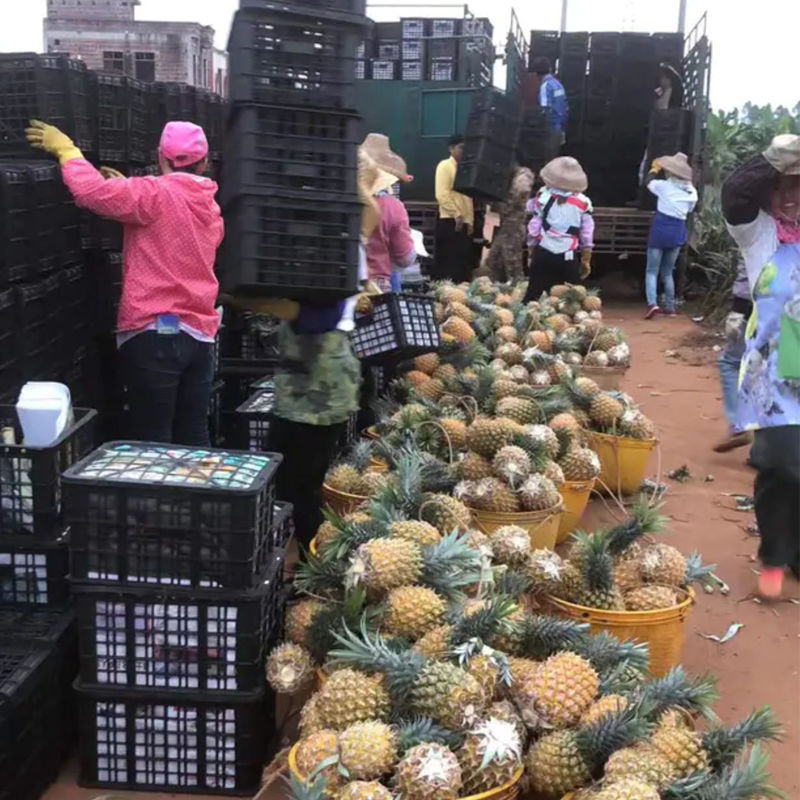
top-left (491, 568), bottom-right (533, 599)
top-left (393, 716), bottom-right (465, 756)
top-left (521, 347), bottom-right (556, 371)
top-left (605, 497), bottom-right (668, 556)
top-left (440, 336), bottom-right (491, 370)
top-left (597, 659), bottom-right (648, 696)
top-left (449, 596), bottom-right (520, 647)
top-left (571, 631), bottom-right (650, 677)
top-left (573, 530), bottom-right (616, 591)
top-left (452, 639), bottom-right (512, 686)
top-left (335, 439), bottom-right (375, 473)
top-left (284, 769), bottom-right (332, 800)
top-left (684, 551), bottom-right (718, 588)
top-left (303, 588), bottom-right (371, 663)
top-left (294, 549), bottom-right (349, 596)
top-left (637, 666), bottom-right (720, 723)
top-left (420, 532), bottom-right (483, 598)
top-left (509, 433), bottom-right (551, 473)
top-left (516, 614), bottom-right (590, 661)
top-left (469, 718), bottom-right (523, 770)
top-left (368, 452), bottom-right (426, 519)
top-left (574, 705), bottom-right (652, 774)
top-left (329, 619), bottom-right (425, 703)
top-left (701, 706), bottom-right (783, 773)
top-left (328, 517), bottom-right (390, 563)
top-left (372, 396), bottom-right (401, 427)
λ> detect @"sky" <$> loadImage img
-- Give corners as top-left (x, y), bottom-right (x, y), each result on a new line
top-left (1, 0), bottom-right (797, 112)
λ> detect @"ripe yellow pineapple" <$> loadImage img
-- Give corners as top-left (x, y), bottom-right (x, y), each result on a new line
top-left (527, 549), bottom-right (567, 595)
top-left (406, 369), bottom-right (433, 387)
top-left (438, 282), bottom-right (468, 305)
top-left (524, 329), bottom-right (553, 352)
top-left (583, 292), bottom-right (602, 313)
top-left (560, 447), bottom-right (601, 481)
top-left (620, 409), bottom-right (656, 440)
top-left (416, 378), bottom-right (446, 402)
top-left (575, 376), bottom-right (602, 395)
top-left (593, 778), bottom-right (660, 800)
top-left (480, 477), bottom-right (520, 513)
top-left (496, 325), bottom-right (518, 343)
top-left (648, 726), bottom-right (710, 778)
top-left (299, 692), bottom-right (325, 737)
top-left (584, 350), bottom-right (610, 367)
top-left (589, 393), bottom-right (624, 428)
top-left (412, 623), bottom-right (453, 660)
top-left (614, 556), bottom-right (644, 592)
top-left (580, 694), bottom-right (628, 726)
top-left (458, 718), bottom-right (523, 794)
top-left (388, 519), bottom-right (441, 547)
top-left (518, 474), bottom-right (560, 511)
top-left (350, 538), bottom-right (423, 593)
top-left (443, 316), bottom-right (476, 344)
top-left (338, 782), bottom-right (393, 800)
top-left (465, 654), bottom-right (501, 699)
top-left (287, 599), bottom-right (325, 646)
top-left (545, 313), bottom-right (571, 333)
top-left (338, 721), bottom-right (397, 780)
top-left (266, 643), bottom-right (314, 694)
top-left (413, 353), bottom-right (439, 375)
top-left (603, 744), bottom-right (680, 790)
top-left (419, 493), bottom-right (473, 534)
top-left (448, 301), bottom-right (474, 322)
top-left (494, 307), bottom-right (515, 326)
top-left (315, 669), bottom-right (391, 730)
top-left (353, 470), bottom-right (388, 497)
top-left (326, 464), bottom-right (362, 494)
top-left (385, 585), bottom-right (447, 640)
top-left (488, 700), bottom-right (528, 745)
top-left (496, 342), bottom-right (524, 366)
top-left (640, 544), bottom-right (687, 586)
top-left (525, 729), bottom-right (592, 796)
top-left (432, 363), bottom-right (457, 382)
top-left (493, 445), bottom-right (532, 486)
top-left (439, 417), bottom-right (467, 451)
top-left (514, 652), bottom-right (598, 731)
top-left (295, 730), bottom-right (342, 788)
top-left (624, 584), bottom-right (679, 610)
top-left (494, 378), bottom-right (522, 399)
top-left (489, 525), bottom-right (531, 567)
top-left (496, 396), bottom-right (539, 425)
top-left (549, 412), bottom-right (582, 437)
top-left (393, 743), bottom-right (463, 800)
top-left (459, 451), bottom-right (495, 481)
top-left (544, 461), bottom-right (565, 487)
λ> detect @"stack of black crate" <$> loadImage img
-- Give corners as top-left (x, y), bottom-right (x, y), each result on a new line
top-left (64, 441), bottom-right (291, 795)
top-left (0, 388), bottom-right (96, 798)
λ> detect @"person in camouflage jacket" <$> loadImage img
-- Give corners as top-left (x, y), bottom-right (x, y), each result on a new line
top-left (486, 167), bottom-right (535, 283)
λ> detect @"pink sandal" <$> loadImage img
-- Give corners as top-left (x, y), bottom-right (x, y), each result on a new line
top-left (757, 566), bottom-right (784, 600)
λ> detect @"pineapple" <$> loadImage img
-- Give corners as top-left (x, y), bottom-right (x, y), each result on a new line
top-left (592, 778), bottom-right (660, 800)
top-left (338, 721), bottom-right (397, 780)
top-left (487, 700), bottom-right (528, 745)
top-left (625, 584), bottom-right (678, 610)
top-left (354, 471), bottom-right (389, 497)
top-left (413, 624), bottom-right (454, 660)
top-left (607, 343), bottom-right (631, 367)
top-left (385, 586), bottom-right (447, 640)
top-left (526, 549), bottom-right (567, 595)
top-left (266, 643), bottom-right (314, 694)
top-left (389, 520), bottom-right (441, 547)
top-left (348, 538), bottom-right (423, 593)
top-left (508, 365), bottom-right (530, 383)
top-left (619, 409), bottom-right (655, 440)
top-left (287, 599), bottom-right (325, 646)
top-left (315, 669), bottom-right (391, 730)
top-left (437, 282), bottom-right (468, 305)
top-left (299, 693), bottom-right (326, 737)
top-left (589, 393), bottom-right (624, 428)
top-left (459, 452), bottom-right (495, 481)
top-left (406, 370), bottom-right (434, 387)
top-left (546, 313), bottom-right (571, 333)
top-left (458, 718), bottom-right (523, 794)
top-left (551, 560), bottom-right (584, 601)
top-left (326, 464), bottom-right (362, 494)
top-left (560, 447), bottom-right (601, 481)
top-left (295, 730), bottom-right (342, 788)
top-left (571, 531), bottom-right (626, 610)
top-left (514, 651), bottom-right (598, 731)
top-left (448, 301), bottom-right (474, 322)
top-left (594, 327), bottom-right (623, 352)
top-left (493, 446), bottom-right (532, 487)
top-left (524, 330), bottom-right (553, 352)
top-left (416, 378), bottom-right (446, 402)
top-left (443, 317), bottom-right (476, 344)
top-left (614, 557), bottom-right (644, 592)
top-left (496, 396), bottom-right (539, 425)
top-left (550, 284), bottom-right (571, 298)
top-left (505, 656), bottom-right (540, 689)
top-left (494, 379), bottom-right (522, 400)
top-left (414, 353), bottom-right (440, 375)
top-left (393, 743), bottom-right (463, 800)
top-left (575, 377), bottom-right (601, 396)
top-left (467, 417), bottom-right (523, 458)
top-left (544, 461), bottom-right (565, 487)
top-left (419, 493), bottom-right (473, 534)
top-left (549, 412), bottom-right (582, 437)
top-left (580, 694), bottom-right (628, 726)
top-left (478, 477), bottom-right (520, 513)
top-left (465, 654), bottom-right (501, 699)
top-left (603, 744), bottom-right (679, 790)
top-left (438, 417), bottom-right (467, 451)
top-left (648, 726), bottom-right (709, 778)
top-left (525, 424), bottom-right (560, 458)
top-left (525, 708), bottom-right (647, 797)
top-left (583, 291), bottom-right (602, 313)
top-left (495, 325), bottom-right (518, 343)
top-left (338, 783), bottom-right (393, 800)
top-left (489, 525), bottom-right (531, 567)
top-left (583, 350), bottom-right (610, 367)
top-left (518, 474), bottom-right (559, 511)
top-left (640, 544), bottom-right (687, 587)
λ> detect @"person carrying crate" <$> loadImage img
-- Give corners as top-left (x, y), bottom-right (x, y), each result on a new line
top-left (25, 119), bottom-right (223, 446)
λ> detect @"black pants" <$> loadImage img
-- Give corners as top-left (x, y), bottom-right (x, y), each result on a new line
top-left (751, 426), bottom-right (800, 571)
top-left (523, 246), bottom-right (582, 302)
top-left (120, 331), bottom-right (213, 445)
top-left (266, 416), bottom-right (346, 548)
top-left (432, 218), bottom-right (473, 282)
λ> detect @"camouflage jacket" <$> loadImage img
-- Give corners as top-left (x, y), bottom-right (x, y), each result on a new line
top-left (272, 323), bottom-right (361, 426)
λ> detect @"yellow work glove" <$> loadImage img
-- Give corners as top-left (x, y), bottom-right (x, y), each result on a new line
top-left (580, 249), bottom-right (592, 279)
top-left (648, 159), bottom-right (662, 174)
top-left (25, 119), bottom-right (83, 165)
top-left (218, 294), bottom-right (300, 321)
top-left (100, 166), bottom-right (125, 180)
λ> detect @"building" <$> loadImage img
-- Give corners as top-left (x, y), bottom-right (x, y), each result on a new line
top-left (44, 0), bottom-right (227, 94)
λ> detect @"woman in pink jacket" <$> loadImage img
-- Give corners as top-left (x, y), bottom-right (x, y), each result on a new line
top-left (27, 119), bottom-right (224, 446)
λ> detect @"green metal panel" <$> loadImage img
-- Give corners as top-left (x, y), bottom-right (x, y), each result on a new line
top-left (354, 81), bottom-right (479, 202)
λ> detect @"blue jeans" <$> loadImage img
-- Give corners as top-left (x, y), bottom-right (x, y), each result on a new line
top-left (645, 247), bottom-right (681, 310)
top-left (718, 314), bottom-right (747, 433)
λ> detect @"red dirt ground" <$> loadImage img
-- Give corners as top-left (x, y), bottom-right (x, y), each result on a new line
top-left (43, 304), bottom-right (800, 800)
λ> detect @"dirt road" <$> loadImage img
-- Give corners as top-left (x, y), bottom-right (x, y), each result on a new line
top-left (582, 304), bottom-right (800, 796)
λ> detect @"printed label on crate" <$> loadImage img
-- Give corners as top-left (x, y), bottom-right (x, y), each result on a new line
top-left (71, 443), bottom-right (273, 490)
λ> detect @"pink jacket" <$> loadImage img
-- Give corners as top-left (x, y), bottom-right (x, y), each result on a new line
top-left (366, 194), bottom-right (415, 283)
top-left (62, 159), bottom-right (224, 337)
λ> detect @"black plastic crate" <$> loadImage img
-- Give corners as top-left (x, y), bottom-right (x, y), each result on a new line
top-left (75, 682), bottom-right (270, 795)
top-left (0, 289), bottom-right (17, 398)
top-left (652, 32), bottom-right (684, 64)
top-left (371, 59), bottom-right (398, 80)
top-left (429, 58), bottom-right (456, 82)
top-left (337, 411), bottom-right (359, 452)
top-left (0, 532), bottom-right (70, 606)
top-left (65, 442), bottom-right (281, 589)
top-left (377, 41), bottom-right (400, 60)
top-left (62, 261), bottom-right (92, 351)
top-left (0, 643), bottom-right (63, 800)
top-left (619, 32), bottom-right (653, 61)
top-left (401, 18), bottom-right (427, 39)
top-left (234, 390), bottom-right (275, 452)
top-left (590, 32), bottom-right (621, 56)
top-left (73, 551), bottom-right (284, 692)
top-left (355, 59), bottom-right (368, 80)
top-left (560, 31), bottom-right (589, 57)
top-left (400, 60), bottom-right (423, 81)
top-left (223, 105), bottom-right (360, 200)
top-left (94, 73), bottom-right (149, 164)
top-left (466, 89), bottom-right (521, 148)
top-left (453, 136), bottom-right (514, 201)
top-left (0, 53), bottom-right (94, 158)
top-left (529, 30), bottom-right (560, 65)
top-left (271, 501), bottom-right (293, 552)
top-left (401, 39), bottom-right (424, 61)
top-left (239, 0), bottom-right (367, 18)
top-left (219, 313), bottom-right (280, 370)
top-left (222, 190), bottom-right (361, 301)
top-left (28, 161), bottom-right (81, 272)
top-left (0, 163), bottom-right (37, 285)
top-left (228, 8), bottom-right (362, 110)
top-left (463, 17), bottom-right (493, 38)
top-left (350, 293), bottom-right (440, 364)
top-left (87, 250), bottom-right (123, 335)
top-left (429, 38), bottom-right (458, 59)
top-left (209, 379), bottom-right (225, 447)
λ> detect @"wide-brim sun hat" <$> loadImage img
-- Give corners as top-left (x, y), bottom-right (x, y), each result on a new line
top-left (360, 133), bottom-right (412, 193)
top-left (657, 152), bottom-right (694, 182)
top-left (540, 156), bottom-right (588, 193)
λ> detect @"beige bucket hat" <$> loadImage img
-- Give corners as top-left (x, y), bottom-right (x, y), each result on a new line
top-left (657, 152), bottom-right (694, 181)
top-left (360, 133), bottom-right (412, 194)
top-left (540, 156), bottom-right (588, 193)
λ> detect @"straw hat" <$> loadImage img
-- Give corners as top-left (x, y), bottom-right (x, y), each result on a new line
top-left (657, 152), bottom-right (693, 182)
top-left (540, 156), bottom-right (588, 193)
top-left (360, 133), bottom-right (412, 194)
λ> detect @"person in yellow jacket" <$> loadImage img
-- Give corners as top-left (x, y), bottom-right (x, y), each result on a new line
top-left (433, 133), bottom-right (475, 282)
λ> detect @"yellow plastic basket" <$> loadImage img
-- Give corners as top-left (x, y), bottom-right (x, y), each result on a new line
top-left (469, 497), bottom-right (563, 550)
top-left (321, 483), bottom-right (369, 517)
top-left (578, 364), bottom-right (628, 391)
top-left (589, 431), bottom-right (657, 496)
top-left (557, 479), bottom-right (595, 543)
top-left (548, 588), bottom-right (695, 677)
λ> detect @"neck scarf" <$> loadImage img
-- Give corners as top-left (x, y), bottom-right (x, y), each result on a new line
top-left (775, 215), bottom-right (800, 244)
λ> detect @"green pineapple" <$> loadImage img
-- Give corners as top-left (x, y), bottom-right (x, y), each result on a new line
top-left (570, 530), bottom-right (626, 610)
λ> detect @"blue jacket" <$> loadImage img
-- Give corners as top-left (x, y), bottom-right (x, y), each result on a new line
top-left (291, 302), bottom-right (345, 334)
top-left (539, 74), bottom-right (569, 133)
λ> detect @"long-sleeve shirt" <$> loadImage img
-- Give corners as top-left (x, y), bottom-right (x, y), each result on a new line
top-left (527, 188), bottom-right (594, 256)
top-left (647, 177), bottom-right (698, 220)
top-left (435, 156), bottom-right (474, 227)
top-left (538, 74), bottom-right (569, 133)
top-left (61, 158), bottom-right (224, 338)
top-left (366, 194), bottom-right (416, 284)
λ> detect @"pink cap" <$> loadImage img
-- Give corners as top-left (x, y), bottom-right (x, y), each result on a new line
top-left (159, 121), bottom-right (209, 167)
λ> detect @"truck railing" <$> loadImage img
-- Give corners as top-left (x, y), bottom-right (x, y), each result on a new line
top-left (684, 11), bottom-right (707, 56)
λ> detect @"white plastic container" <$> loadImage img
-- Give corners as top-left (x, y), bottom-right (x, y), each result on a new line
top-left (15, 382), bottom-right (73, 447)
